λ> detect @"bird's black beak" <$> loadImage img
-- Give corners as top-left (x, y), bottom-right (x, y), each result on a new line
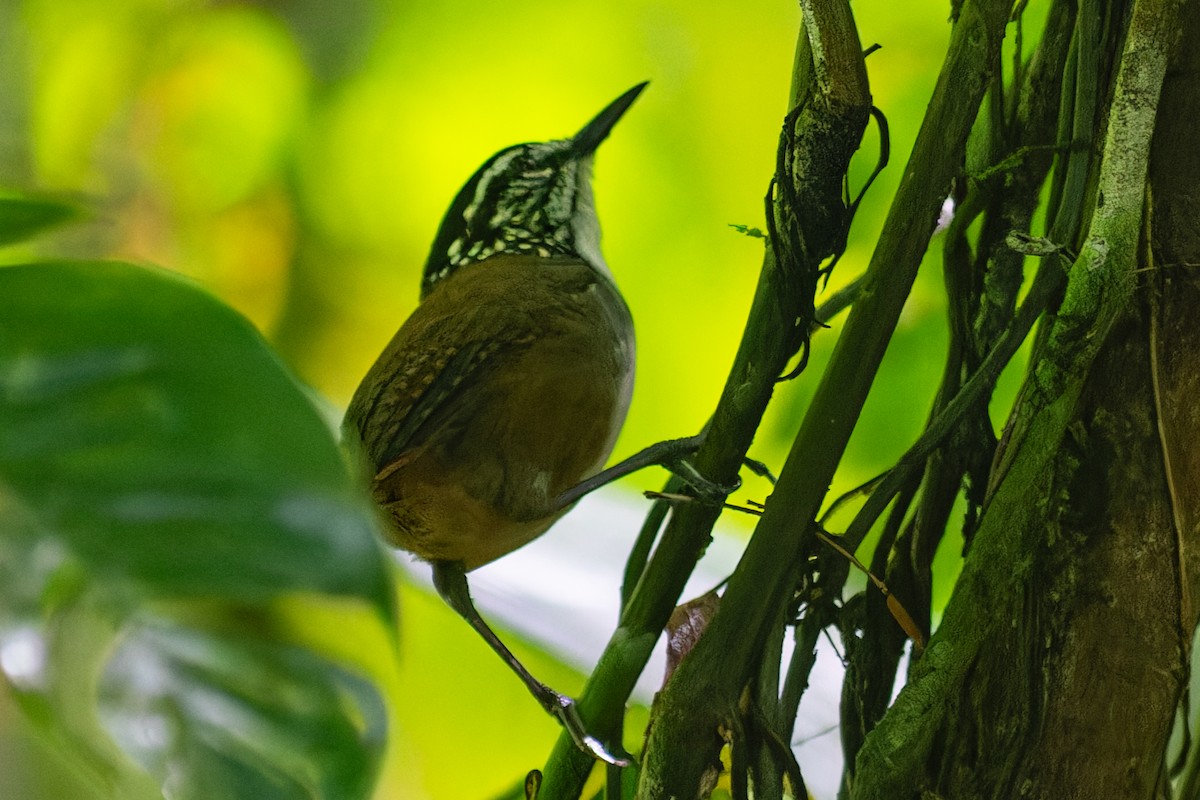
top-left (571, 82), bottom-right (649, 157)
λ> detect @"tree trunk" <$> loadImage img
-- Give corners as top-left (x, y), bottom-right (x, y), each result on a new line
top-left (851, 1), bottom-right (1200, 797)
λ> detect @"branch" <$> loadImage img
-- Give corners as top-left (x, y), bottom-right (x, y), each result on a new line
top-left (634, 0), bottom-right (1013, 794)
top-left (537, 4), bottom-right (868, 796)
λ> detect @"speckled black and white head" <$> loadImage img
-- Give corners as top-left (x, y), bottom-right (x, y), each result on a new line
top-left (420, 82), bottom-right (647, 299)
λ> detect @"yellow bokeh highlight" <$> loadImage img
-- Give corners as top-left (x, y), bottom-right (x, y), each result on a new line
top-left (24, 0), bottom-right (163, 189)
top-left (131, 8), bottom-right (306, 212)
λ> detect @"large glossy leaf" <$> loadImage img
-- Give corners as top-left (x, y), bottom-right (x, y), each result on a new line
top-left (0, 261), bottom-right (394, 799)
top-left (0, 260), bottom-right (390, 603)
top-left (100, 618), bottom-right (386, 800)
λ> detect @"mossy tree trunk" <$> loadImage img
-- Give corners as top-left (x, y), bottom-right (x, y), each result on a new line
top-left (852, 1), bottom-right (1200, 797)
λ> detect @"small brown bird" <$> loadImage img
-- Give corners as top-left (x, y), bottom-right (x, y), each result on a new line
top-left (343, 83), bottom-right (705, 764)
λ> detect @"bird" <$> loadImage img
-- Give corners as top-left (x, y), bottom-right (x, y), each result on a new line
top-left (341, 82), bottom-right (715, 765)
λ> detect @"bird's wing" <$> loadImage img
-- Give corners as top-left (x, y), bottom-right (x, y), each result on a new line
top-left (343, 327), bottom-right (533, 477)
top-left (346, 338), bottom-right (481, 473)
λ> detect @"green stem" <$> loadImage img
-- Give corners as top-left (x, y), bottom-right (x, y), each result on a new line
top-left (635, 0), bottom-right (1012, 793)
top-left (539, 2), bottom-right (870, 795)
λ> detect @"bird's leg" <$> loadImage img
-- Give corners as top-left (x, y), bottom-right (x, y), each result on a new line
top-left (551, 434), bottom-right (739, 510)
top-left (431, 561), bottom-right (631, 767)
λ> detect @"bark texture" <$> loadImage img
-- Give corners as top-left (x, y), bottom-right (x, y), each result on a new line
top-left (851, 2), bottom-right (1200, 797)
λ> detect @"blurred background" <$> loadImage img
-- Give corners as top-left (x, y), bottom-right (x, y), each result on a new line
top-left (0, 0), bottom-right (1006, 796)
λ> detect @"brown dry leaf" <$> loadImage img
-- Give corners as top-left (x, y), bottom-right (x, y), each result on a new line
top-left (664, 590), bottom-right (722, 685)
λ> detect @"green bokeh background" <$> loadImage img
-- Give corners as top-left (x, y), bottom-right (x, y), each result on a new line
top-left (0, 1), bottom-right (1028, 796)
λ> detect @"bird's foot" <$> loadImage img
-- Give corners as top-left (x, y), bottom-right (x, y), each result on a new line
top-left (666, 456), bottom-right (741, 501)
top-left (536, 686), bottom-right (632, 767)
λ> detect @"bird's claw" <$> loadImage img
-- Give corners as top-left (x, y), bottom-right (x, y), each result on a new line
top-left (670, 459), bottom-right (741, 500)
top-left (543, 691), bottom-right (632, 767)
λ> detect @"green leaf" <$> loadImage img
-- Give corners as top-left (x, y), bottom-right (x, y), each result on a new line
top-left (0, 261), bottom-right (394, 799)
top-left (728, 223), bottom-right (769, 240)
top-left (0, 193), bottom-right (81, 246)
top-left (0, 260), bottom-right (391, 606)
top-left (100, 618), bottom-right (386, 800)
